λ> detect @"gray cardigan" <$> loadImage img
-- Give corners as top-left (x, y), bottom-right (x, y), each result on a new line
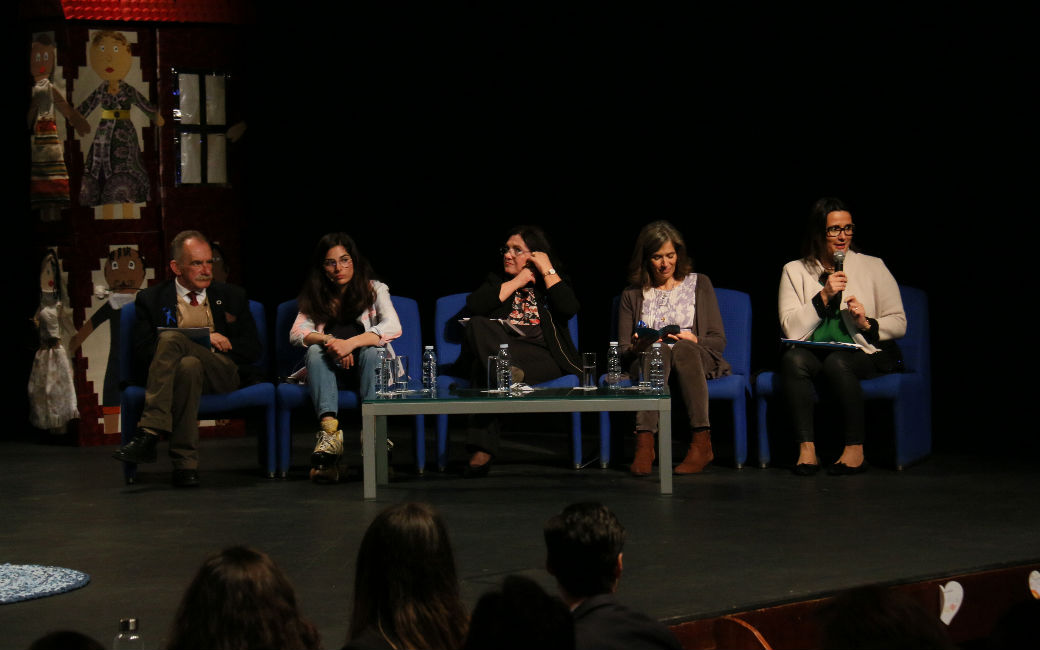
top-left (617, 273), bottom-right (730, 378)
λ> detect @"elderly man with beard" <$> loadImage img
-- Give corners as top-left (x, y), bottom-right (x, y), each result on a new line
top-left (112, 230), bottom-right (260, 487)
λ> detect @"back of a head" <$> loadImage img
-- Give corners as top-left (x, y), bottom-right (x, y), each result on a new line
top-left (544, 502), bottom-right (626, 599)
top-left (28, 630), bottom-right (104, 650)
top-left (817, 585), bottom-right (955, 650)
top-left (166, 546), bottom-right (319, 650)
top-left (350, 502), bottom-right (467, 650)
top-left (464, 575), bottom-right (575, 650)
top-left (986, 598), bottom-right (1040, 650)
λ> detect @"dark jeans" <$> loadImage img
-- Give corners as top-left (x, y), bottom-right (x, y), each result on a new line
top-left (778, 346), bottom-right (884, 446)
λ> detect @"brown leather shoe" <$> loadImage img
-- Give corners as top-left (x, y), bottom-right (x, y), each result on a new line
top-left (629, 431), bottom-right (655, 476)
top-left (674, 430), bottom-right (714, 474)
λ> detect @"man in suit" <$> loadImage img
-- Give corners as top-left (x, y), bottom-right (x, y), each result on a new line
top-left (544, 502), bottom-right (682, 650)
top-left (112, 230), bottom-right (260, 487)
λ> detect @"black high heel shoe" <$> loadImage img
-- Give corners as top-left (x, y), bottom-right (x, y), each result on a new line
top-left (827, 461), bottom-right (867, 476)
top-left (792, 463), bottom-right (820, 476)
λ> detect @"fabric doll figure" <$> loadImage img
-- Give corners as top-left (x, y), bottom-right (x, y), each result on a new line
top-left (28, 32), bottom-right (90, 221)
top-left (77, 30), bottom-right (164, 219)
top-left (69, 247), bottom-right (149, 434)
top-left (29, 250), bottom-right (79, 432)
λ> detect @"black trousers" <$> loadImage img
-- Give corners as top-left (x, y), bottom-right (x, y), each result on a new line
top-left (464, 316), bottom-right (565, 455)
top-left (464, 316), bottom-right (563, 388)
top-left (778, 346), bottom-right (883, 446)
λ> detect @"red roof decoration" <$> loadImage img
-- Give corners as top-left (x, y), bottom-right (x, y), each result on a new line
top-left (60, 0), bottom-right (251, 23)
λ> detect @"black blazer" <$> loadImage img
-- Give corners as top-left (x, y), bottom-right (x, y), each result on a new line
top-left (572, 593), bottom-right (682, 650)
top-left (131, 280), bottom-right (262, 385)
top-left (467, 270), bottom-right (582, 376)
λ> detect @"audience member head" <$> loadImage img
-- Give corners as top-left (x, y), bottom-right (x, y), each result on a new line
top-left (298, 232), bottom-right (376, 324)
top-left (544, 502), bottom-right (626, 601)
top-left (463, 574), bottom-right (575, 650)
top-left (166, 545), bottom-right (321, 650)
top-left (802, 196), bottom-right (860, 266)
top-left (349, 502), bottom-right (468, 650)
top-left (28, 630), bottom-right (104, 650)
top-left (628, 220), bottom-right (693, 289)
top-left (817, 584), bottom-right (955, 650)
top-left (986, 598), bottom-right (1039, 650)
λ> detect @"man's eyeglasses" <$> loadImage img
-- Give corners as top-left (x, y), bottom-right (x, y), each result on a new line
top-left (825, 224), bottom-right (855, 237)
top-left (322, 256), bottom-right (354, 269)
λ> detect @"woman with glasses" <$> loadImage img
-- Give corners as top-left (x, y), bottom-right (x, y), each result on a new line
top-left (290, 232), bottom-right (401, 483)
top-left (778, 198), bottom-right (906, 475)
top-left (461, 225), bottom-right (582, 477)
top-left (620, 221), bottom-right (731, 476)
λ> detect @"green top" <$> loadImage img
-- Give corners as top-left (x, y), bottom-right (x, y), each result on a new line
top-left (811, 313), bottom-right (854, 344)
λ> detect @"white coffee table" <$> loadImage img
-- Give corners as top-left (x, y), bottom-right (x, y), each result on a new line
top-left (361, 386), bottom-right (672, 499)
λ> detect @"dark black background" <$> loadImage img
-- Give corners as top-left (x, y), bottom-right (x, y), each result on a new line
top-left (16, 6), bottom-right (1029, 452)
top-left (243, 7), bottom-right (1029, 454)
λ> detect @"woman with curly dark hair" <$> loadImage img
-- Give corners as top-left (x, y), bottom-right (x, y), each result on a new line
top-left (461, 225), bottom-right (582, 477)
top-left (290, 232), bottom-right (402, 483)
top-left (166, 546), bottom-right (321, 650)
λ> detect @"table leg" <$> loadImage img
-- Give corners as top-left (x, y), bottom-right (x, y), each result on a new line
top-left (376, 414), bottom-right (389, 485)
top-left (658, 398), bottom-right (673, 495)
top-left (362, 411), bottom-right (376, 500)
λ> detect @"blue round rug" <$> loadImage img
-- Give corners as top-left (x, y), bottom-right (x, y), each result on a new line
top-left (0, 563), bottom-right (91, 604)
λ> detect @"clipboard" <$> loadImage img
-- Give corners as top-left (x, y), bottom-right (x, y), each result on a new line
top-left (158, 326), bottom-right (212, 349)
top-left (781, 338), bottom-right (862, 351)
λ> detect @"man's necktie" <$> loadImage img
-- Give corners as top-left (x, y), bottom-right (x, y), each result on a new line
top-left (188, 291), bottom-right (199, 306)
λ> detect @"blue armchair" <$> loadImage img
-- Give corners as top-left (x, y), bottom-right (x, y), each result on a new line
top-left (753, 285), bottom-right (931, 469)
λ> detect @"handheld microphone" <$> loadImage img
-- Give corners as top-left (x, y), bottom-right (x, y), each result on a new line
top-left (833, 250), bottom-right (846, 272)
top-left (831, 250), bottom-right (846, 307)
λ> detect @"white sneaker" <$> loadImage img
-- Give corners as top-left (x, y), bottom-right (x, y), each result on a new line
top-left (310, 419), bottom-right (343, 483)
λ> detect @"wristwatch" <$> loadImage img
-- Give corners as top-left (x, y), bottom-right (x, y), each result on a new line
top-left (546, 268), bottom-right (557, 276)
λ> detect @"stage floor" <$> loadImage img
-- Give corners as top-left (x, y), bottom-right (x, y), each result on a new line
top-left (2, 425), bottom-right (1037, 649)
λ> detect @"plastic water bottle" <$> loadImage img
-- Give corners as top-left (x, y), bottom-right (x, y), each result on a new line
top-left (497, 343), bottom-right (512, 393)
top-left (649, 343), bottom-right (665, 392)
top-left (606, 341), bottom-right (621, 388)
top-left (373, 347), bottom-right (388, 395)
top-left (113, 618), bottom-right (143, 649)
top-left (422, 345), bottom-right (438, 392)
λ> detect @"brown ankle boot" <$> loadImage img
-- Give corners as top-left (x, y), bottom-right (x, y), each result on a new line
top-left (674, 430), bottom-right (714, 474)
top-left (630, 431), bottom-right (655, 476)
